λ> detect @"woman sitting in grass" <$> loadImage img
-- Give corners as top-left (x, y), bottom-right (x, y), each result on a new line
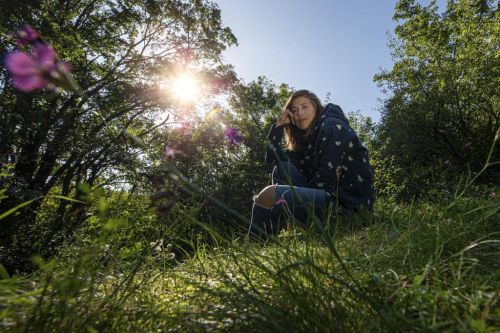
top-left (249, 90), bottom-right (375, 238)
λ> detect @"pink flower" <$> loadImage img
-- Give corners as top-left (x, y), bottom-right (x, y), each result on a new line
top-left (16, 25), bottom-right (39, 46)
top-left (490, 192), bottom-right (496, 198)
top-left (164, 145), bottom-right (183, 159)
top-left (224, 127), bottom-right (243, 145)
top-left (275, 198), bottom-right (287, 205)
top-left (5, 43), bottom-right (70, 92)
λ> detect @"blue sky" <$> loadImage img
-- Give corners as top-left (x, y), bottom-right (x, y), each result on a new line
top-left (215, 0), bottom-right (447, 122)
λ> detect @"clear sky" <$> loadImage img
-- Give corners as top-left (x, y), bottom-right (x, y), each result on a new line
top-left (215, 0), bottom-right (447, 122)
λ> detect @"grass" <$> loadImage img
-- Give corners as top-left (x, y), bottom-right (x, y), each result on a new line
top-left (0, 196), bottom-right (499, 332)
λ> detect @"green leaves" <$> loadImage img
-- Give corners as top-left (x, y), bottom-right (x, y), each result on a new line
top-left (32, 255), bottom-right (56, 273)
top-left (374, 0), bottom-right (500, 199)
top-left (103, 217), bottom-right (128, 230)
top-left (0, 263), bottom-right (10, 279)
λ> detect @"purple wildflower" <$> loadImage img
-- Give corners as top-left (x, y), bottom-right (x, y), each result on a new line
top-left (224, 127), bottom-right (243, 145)
top-left (5, 43), bottom-right (70, 92)
top-left (16, 25), bottom-right (39, 46)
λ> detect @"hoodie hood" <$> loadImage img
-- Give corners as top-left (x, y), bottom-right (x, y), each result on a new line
top-left (318, 103), bottom-right (349, 125)
top-left (305, 103), bottom-right (349, 146)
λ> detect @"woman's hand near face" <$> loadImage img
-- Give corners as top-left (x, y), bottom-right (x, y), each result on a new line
top-left (276, 109), bottom-right (294, 127)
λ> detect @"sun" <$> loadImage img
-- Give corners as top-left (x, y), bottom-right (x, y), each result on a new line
top-left (171, 73), bottom-right (200, 103)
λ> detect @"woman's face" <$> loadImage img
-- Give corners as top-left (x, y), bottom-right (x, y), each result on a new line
top-left (290, 96), bottom-right (317, 130)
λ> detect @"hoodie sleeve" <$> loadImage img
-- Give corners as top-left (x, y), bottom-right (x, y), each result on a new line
top-left (306, 122), bottom-right (346, 190)
top-left (265, 124), bottom-right (288, 165)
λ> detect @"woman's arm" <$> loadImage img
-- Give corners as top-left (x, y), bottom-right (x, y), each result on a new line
top-left (265, 107), bottom-right (296, 165)
top-left (265, 124), bottom-right (288, 165)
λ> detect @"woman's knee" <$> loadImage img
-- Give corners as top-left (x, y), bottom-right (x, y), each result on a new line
top-left (254, 185), bottom-right (276, 209)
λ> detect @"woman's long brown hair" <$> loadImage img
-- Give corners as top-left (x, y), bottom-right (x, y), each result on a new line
top-left (283, 90), bottom-right (324, 152)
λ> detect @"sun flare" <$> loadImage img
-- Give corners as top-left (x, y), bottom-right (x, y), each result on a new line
top-left (171, 73), bottom-right (200, 103)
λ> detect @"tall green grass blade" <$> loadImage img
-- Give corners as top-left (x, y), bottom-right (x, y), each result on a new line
top-left (0, 196), bottom-right (43, 220)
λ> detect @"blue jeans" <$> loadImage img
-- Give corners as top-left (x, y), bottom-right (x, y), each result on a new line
top-left (249, 161), bottom-right (329, 238)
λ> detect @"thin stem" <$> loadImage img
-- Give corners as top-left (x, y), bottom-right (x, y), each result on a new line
top-left (448, 125), bottom-right (499, 209)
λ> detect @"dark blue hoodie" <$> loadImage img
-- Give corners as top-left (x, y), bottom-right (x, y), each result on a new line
top-left (266, 103), bottom-right (375, 213)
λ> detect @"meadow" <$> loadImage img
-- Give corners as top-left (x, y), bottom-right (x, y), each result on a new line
top-left (1, 1), bottom-right (499, 332)
top-left (1, 192), bottom-right (498, 332)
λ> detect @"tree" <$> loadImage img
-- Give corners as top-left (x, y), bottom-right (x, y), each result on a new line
top-left (374, 0), bottom-right (499, 198)
top-left (0, 0), bottom-right (236, 272)
top-left (346, 110), bottom-right (375, 146)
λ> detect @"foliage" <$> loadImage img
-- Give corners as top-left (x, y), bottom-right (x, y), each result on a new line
top-left (346, 110), bottom-right (375, 146)
top-left (0, 0), bottom-right (236, 272)
top-left (1, 196), bottom-right (498, 332)
top-left (374, 0), bottom-right (500, 199)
